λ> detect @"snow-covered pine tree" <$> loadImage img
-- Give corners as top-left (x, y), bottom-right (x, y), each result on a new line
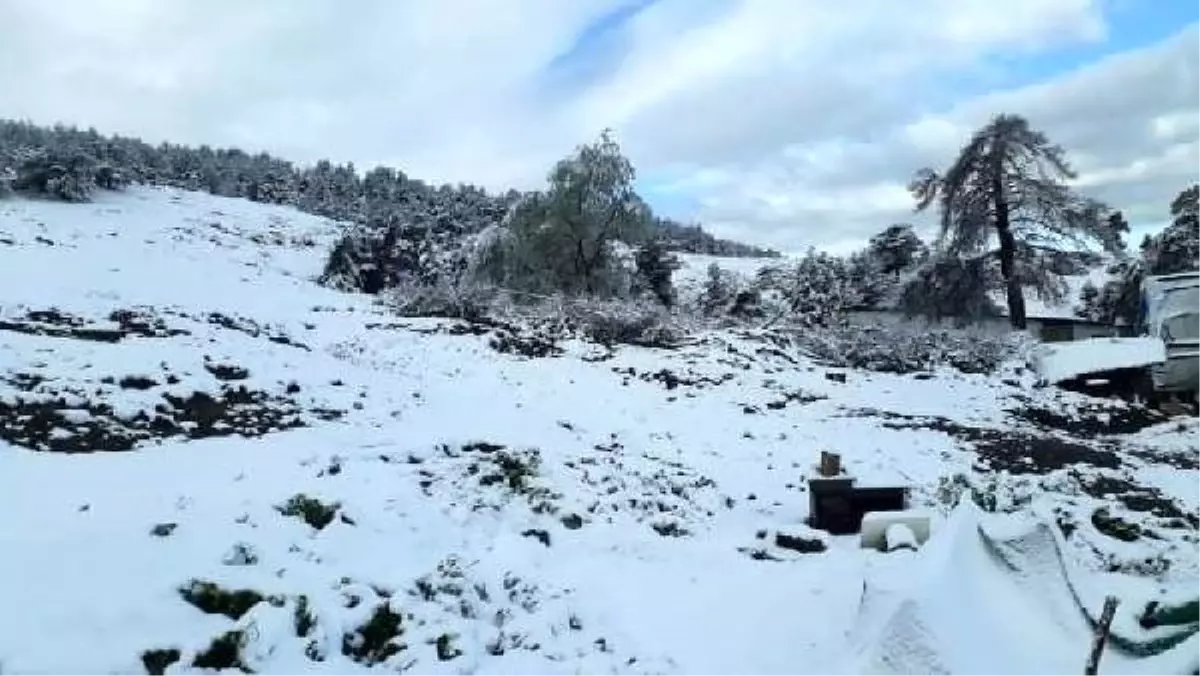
top-left (632, 238), bottom-right (680, 307)
top-left (1146, 185), bottom-right (1199, 275)
top-left (899, 253), bottom-right (1000, 326)
top-left (760, 249), bottom-right (856, 327)
top-left (867, 224), bottom-right (926, 275)
top-left (699, 263), bottom-right (736, 315)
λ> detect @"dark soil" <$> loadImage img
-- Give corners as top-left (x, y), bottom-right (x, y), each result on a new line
top-left (611, 366), bottom-right (734, 391)
top-left (521, 528), bottom-right (551, 546)
top-left (1091, 508), bottom-right (1143, 542)
top-left (1010, 403), bottom-right (1168, 438)
top-left (1076, 472), bottom-right (1194, 524)
top-left (204, 362), bottom-right (251, 381)
top-left (488, 328), bottom-right (562, 359)
top-left (869, 412), bottom-right (1122, 474)
top-left (0, 379), bottom-right (335, 453)
top-left (774, 532), bottom-right (827, 553)
top-left (0, 307), bottom-right (188, 343)
top-left (765, 389), bottom-right (827, 410)
top-left (118, 375), bottom-right (158, 390)
top-left (205, 312), bottom-right (311, 351)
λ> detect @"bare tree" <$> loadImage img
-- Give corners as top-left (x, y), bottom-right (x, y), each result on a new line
top-left (909, 114), bottom-right (1115, 329)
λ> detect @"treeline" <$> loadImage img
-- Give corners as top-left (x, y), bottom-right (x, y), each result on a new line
top-left (653, 218), bottom-right (779, 258)
top-left (1077, 185), bottom-right (1200, 327)
top-left (0, 119), bottom-right (773, 258)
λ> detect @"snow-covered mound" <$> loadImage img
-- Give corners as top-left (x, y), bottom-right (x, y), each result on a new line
top-left (0, 187), bottom-right (1196, 675)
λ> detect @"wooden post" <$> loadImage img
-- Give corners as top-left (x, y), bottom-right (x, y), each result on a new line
top-left (1084, 596), bottom-right (1119, 676)
top-left (819, 452), bottom-right (841, 477)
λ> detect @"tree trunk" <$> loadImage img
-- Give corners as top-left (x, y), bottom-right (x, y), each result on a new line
top-left (993, 176), bottom-right (1027, 330)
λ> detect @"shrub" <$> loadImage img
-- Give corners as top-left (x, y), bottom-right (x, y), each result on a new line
top-left (11, 147), bottom-right (97, 202)
top-left (755, 251), bottom-right (857, 328)
top-left (383, 277), bottom-right (496, 322)
top-left (796, 323), bottom-right (1016, 374)
top-left (564, 298), bottom-right (686, 348)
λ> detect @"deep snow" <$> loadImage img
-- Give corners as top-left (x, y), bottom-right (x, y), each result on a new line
top-left (0, 187), bottom-right (1196, 675)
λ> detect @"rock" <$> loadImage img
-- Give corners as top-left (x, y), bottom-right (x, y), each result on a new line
top-left (521, 529), bottom-right (551, 546)
top-left (222, 542), bottom-right (259, 566)
top-left (774, 532), bottom-right (826, 553)
top-left (150, 522), bottom-right (177, 537)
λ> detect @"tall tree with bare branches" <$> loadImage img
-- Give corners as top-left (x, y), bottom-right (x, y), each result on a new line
top-left (909, 114), bottom-right (1115, 329)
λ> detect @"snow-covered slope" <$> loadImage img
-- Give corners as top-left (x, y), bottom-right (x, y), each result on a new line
top-left (673, 253), bottom-right (780, 302)
top-left (0, 187), bottom-right (1196, 675)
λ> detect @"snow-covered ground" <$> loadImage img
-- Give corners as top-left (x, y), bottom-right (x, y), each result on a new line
top-left (0, 187), bottom-right (1196, 675)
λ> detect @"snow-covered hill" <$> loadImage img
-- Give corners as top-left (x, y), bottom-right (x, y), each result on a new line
top-left (0, 187), bottom-right (1196, 674)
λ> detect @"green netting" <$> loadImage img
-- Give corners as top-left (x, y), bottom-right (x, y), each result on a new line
top-left (977, 520), bottom-right (1199, 659)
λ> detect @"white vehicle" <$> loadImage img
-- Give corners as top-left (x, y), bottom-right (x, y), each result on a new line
top-left (1030, 272), bottom-right (1197, 408)
top-left (1140, 271), bottom-right (1199, 402)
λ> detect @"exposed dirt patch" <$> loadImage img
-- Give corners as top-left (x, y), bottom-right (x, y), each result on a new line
top-left (204, 361), bottom-right (251, 381)
top-left (0, 379), bottom-right (338, 453)
top-left (1124, 443), bottom-right (1199, 471)
top-left (971, 433), bottom-right (1120, 474)
top-left (117, 375), bottom-right (158, 390)
top-left (774, 532), bottom-right (827, 553)
top-left (488, 328), bottom-right (562, 359)
top-left (611, 366), bottom-right (735, 391)
top-left (204, 311), bottom-right (312, 351)
top-left (0, 307), bottom-right (189, 343)
top-left (1091, 508), bottom-right (1144, 542)
top-left (1075, 472), bottom-right (1195, 526)
top-left (764, 389), bottom-right (827, 410)
top-left (1009, 402), bottom-right (1168, 438)
top-left (853, 409), bottom-right (1123, 474)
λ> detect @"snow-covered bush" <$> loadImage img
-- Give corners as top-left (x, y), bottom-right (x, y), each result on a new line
top-left (697, 263), bottom-right (738, 316)
top-left (632, 238), bottom-right (681, 307)
top-left (384, 277), bottom-right (497, 322)
top-left (11, 147), bottom-right (97, 202)
top-left (320, 213), bottom-right (476, 295)
top-left (561, 297), bottom-right (686, 348)
top-left (795, 323), bottom-right (1016, 374)
top-left (756, 250), bottom-right (857, 328)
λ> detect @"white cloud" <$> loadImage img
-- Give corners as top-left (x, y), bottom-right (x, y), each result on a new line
top-left (0, 0), bottom-right (1193, 252)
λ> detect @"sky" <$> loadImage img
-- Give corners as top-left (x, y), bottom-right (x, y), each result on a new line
top-left (0, 0), bottom-right (1196, 254)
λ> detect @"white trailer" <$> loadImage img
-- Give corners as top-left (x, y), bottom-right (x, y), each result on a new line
top-left (1140, 271), bottom-right (1199, 402)
top-left (1031, 271), bottom-right (1197, 408)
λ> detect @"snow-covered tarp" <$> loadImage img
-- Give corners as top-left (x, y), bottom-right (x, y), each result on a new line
top-left (852, 502), bottom-right (1199, 674)
top-left (1033, 337), bottom-right (1167, 384)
